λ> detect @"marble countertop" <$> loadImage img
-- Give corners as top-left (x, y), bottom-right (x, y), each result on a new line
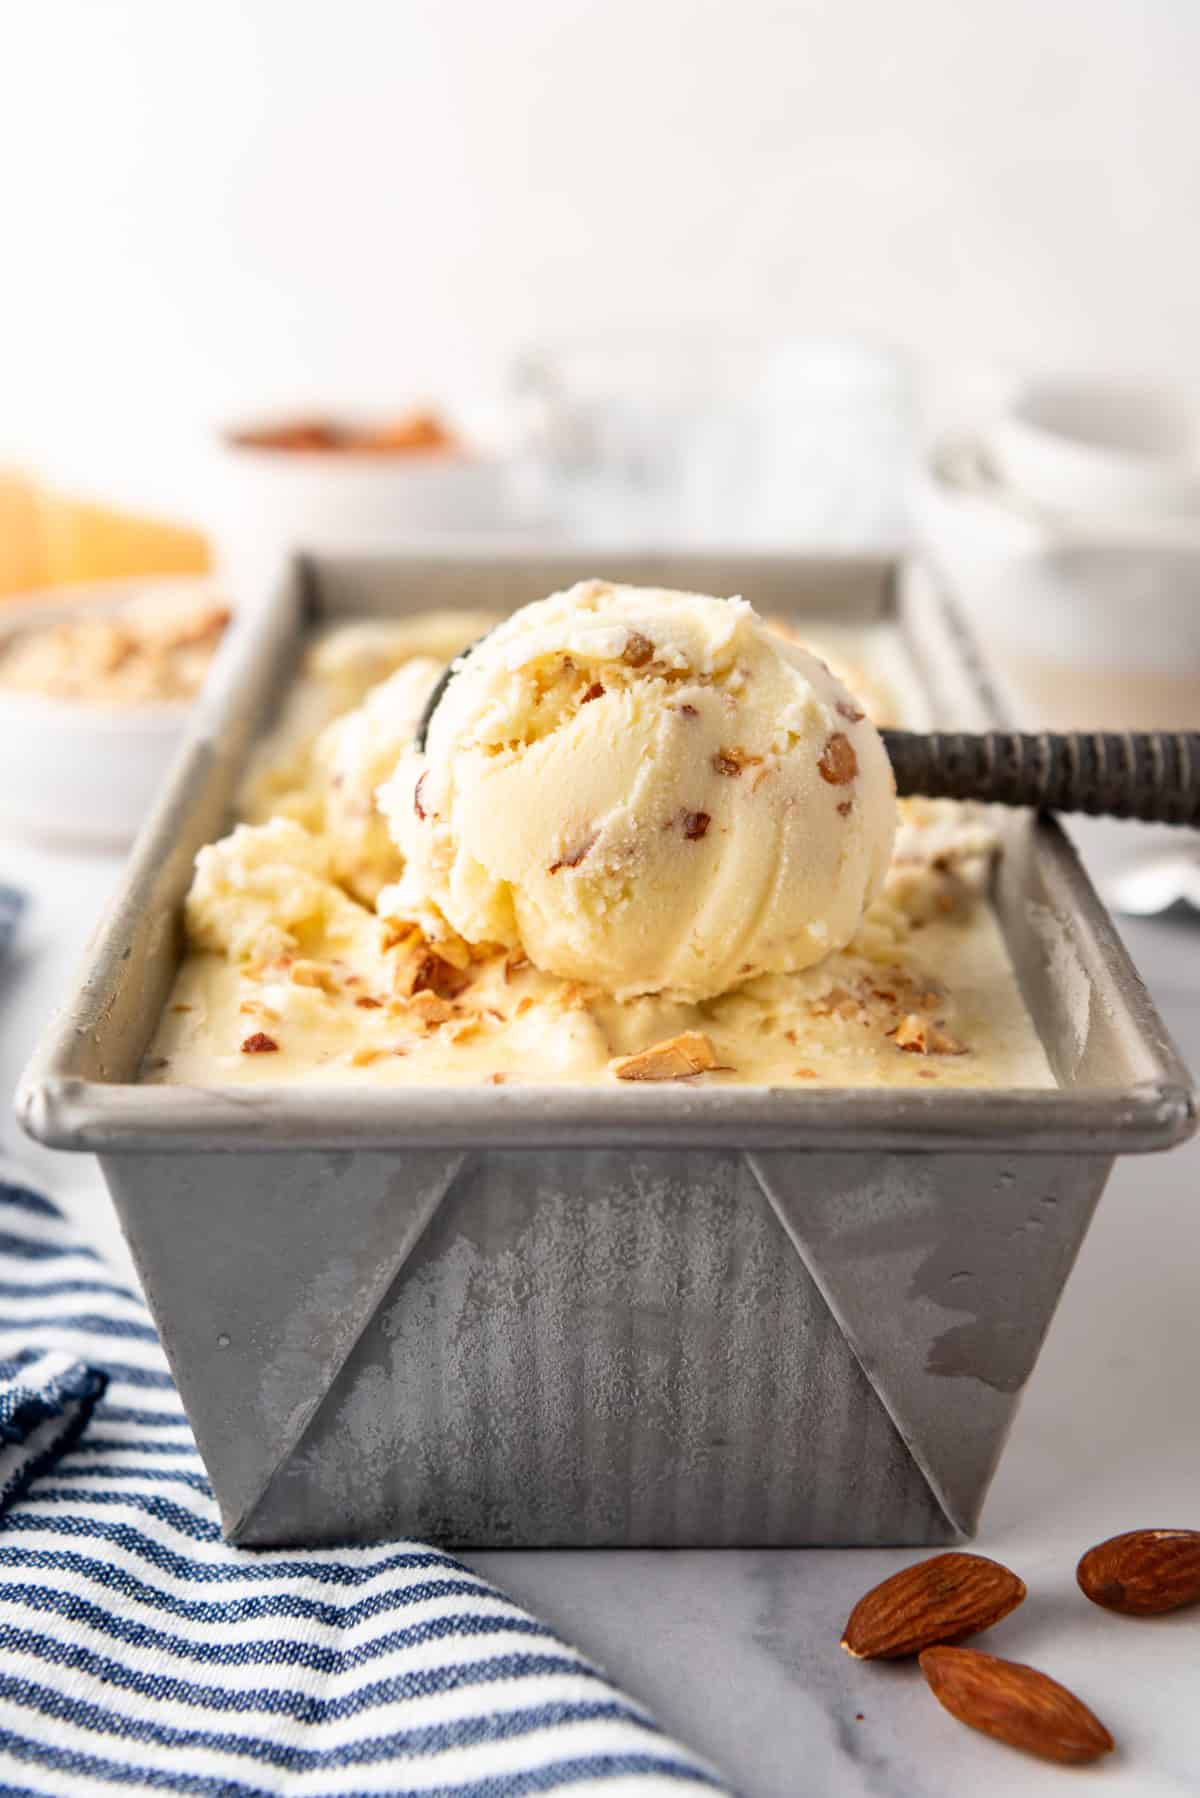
top-left (2, 818), bottom-right (1197, 1798)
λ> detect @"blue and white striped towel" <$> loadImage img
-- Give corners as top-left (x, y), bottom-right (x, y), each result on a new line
top-left (0, 1179), bottom-right (728, 1796)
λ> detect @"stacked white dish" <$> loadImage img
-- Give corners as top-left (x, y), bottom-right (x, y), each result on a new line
top-left (913, 378), bottom-right (1200, 729)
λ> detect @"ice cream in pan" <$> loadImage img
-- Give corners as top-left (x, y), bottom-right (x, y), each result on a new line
top-left (146, 582), bottom-right (1056, 1089)
top-left (380, 581), bottom-right (897, 1001)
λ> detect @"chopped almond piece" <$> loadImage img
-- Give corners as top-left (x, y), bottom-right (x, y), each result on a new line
top-left (290, 960), bottom-right (339, 993)
top-left (238, 1001), bottom-right (280, 1022)
top-left (240, 1031), bottom-right (279, 1054)
top-left (434, 933), bottom-right (475, 972)
top-left (168, 602), bottom-right (231, 648)
top-left (893, 1014), bottom-right (925, 1050)
top-left (682, 810), bottom-right (711, 841)
top-left (712, 747), bottom-right (762, 777)
top-left (817, 731), bottom-right (858, 786)
top-left (893, 1013), bottom-right (967, 1055)
top-left (405, 991), bottom-right (456, 1029)
top-left (611, 1030), bottom-right (718, 1082)
top-left (837, 799), bottom-right (853, 818)
top-left (548, 830), bottom-right (598, 874)
top-left (812, 984), bottom-right (857, 1018)
top-left (241, 949), bottom-right (294, 983)
top-left (553, 982), bottom-right (596, 1012)
top-left (392, 947), bottom-right (471, 1000)
top-left (581, 681), bottom-right (605, 704)
top-left (621, 631), bottom-right (655, 668)
top-left (381, 922), bottom-right (423, 956)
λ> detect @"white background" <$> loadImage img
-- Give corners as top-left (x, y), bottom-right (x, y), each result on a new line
top-left (3, 0), bottom-right (1199, 510)
top-left (3, 17), bottom-right (1200, 1784)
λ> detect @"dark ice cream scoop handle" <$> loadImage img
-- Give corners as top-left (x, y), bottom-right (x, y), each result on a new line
top-left (882, 730), bottom-right (1200, 825)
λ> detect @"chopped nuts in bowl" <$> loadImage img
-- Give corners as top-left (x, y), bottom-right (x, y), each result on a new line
top-left (0, 578), bottom-right (231, 846)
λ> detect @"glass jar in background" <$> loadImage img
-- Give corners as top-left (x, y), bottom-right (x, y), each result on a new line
top-left (507, 333), bottom-right (913, 551)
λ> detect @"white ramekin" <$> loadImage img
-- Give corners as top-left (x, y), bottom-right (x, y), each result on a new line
top-left (989, 377), bottom-right (1200, 520)
top-left (209, 431), bottom-right (518, 599)
top-left (0, 578), bottom-right (229, 848)
top-left (911, 438), bottom-right (1200, 729)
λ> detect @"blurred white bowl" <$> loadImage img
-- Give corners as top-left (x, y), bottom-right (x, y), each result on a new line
top-left (0, 578), bottom-right (227, 848)
top-left (990, 377), bottom-right (1200, 520)
top-left (211, 426), bottom-right (517, 599)
top-left (912, 438), bottom-right (1200, 729)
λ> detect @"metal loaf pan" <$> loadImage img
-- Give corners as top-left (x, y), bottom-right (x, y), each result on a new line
top-left (18, 552), bottom-right (1196, 1549)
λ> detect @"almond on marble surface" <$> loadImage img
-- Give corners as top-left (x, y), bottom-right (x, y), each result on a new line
top-left (1077, 1528), bottom-right (1200, 1615)
top-left (841, 1553), bottom-right (1025, 1660)
top-left (919, 1646), bottom-right (1114, 1766)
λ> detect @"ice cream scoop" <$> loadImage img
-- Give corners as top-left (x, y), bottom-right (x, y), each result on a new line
top-left (880, 727), bottom-right (1200, 825)
top-left (377, 580), bottom-right (897, 1000)
top-left (414, 640), bottom-right (1200, 830)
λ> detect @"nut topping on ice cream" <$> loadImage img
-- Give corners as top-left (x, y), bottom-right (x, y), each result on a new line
top-left (610, 1030), bottom-right (719, 1081)
top-left (817, 732), bottom-right (859, 785)
top-left (149, 599), bottom-right (1054, 1094)
top-left (378, 580), bottom-right (898, 1001)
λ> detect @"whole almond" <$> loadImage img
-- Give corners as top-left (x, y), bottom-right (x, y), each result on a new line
top-left (1077, 1527), bottom-right (1200, 1615)
top-left (920, 1646), bottom-right (1114, 1765)
top-left (840, 1552), bottom-right (1026, 1660)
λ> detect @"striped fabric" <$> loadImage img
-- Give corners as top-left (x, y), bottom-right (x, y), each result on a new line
top-left (0, 1179), bottom-right (727, 1796)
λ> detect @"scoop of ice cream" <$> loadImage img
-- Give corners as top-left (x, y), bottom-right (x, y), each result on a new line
top-left (310, 657), bottom-right (441, 903)
top-left (186, 818), bottom-right (383, 969)
top-left (305, 610), bottom-right (500, 713)
top-left (377, 580), bottom-right (897, 1000)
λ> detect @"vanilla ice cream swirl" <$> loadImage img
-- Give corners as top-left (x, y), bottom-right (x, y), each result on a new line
top-left (378, 580), bottom-right (897, 1001)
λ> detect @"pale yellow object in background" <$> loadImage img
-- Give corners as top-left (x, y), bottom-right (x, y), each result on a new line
top-left (0, 470), bottom-right (45, 596)
top-left (0, 468), bottom-right (209, 597)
